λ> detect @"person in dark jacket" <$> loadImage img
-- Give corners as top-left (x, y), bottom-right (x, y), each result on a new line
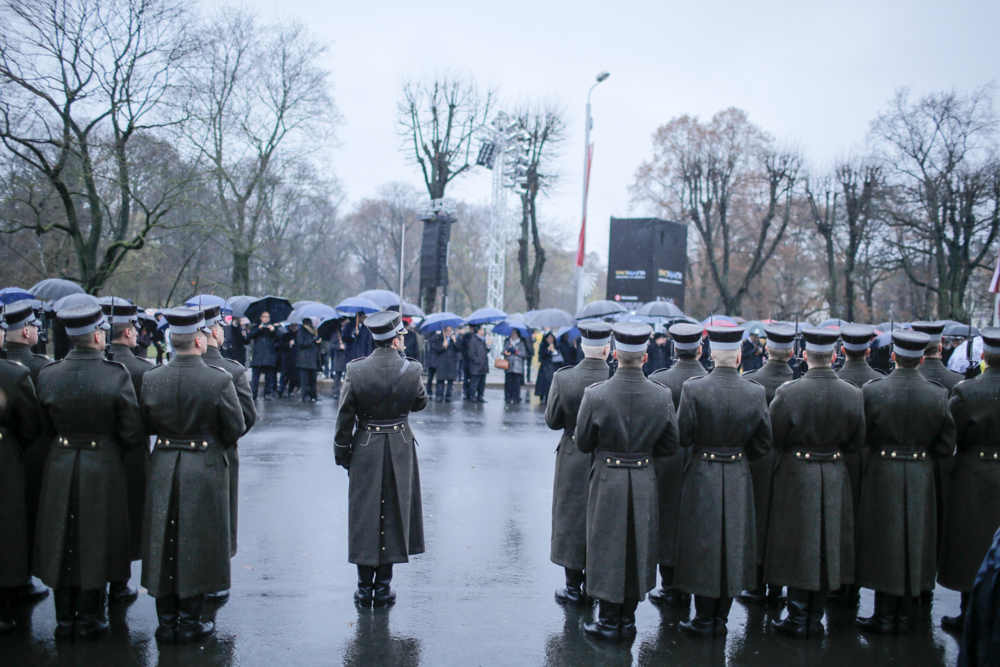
top-left (248, 312), bottom-right (279, 400)
top-left (297, 318), bottom-right (323, 402)
top-left (330, 320), bottom-right (347, 399)
top-left (465, 325), bottom-right (490, 403)
top-left (643, 333), bottom-right (671, 375)
top-left (402, 319), bottom-right (423, 364)
top-left (424, 330), bottom-right (439, 394)
top-left (458, 328), bottom-right (473, 399)
top-left (277, 323), bottom-right (300, 397)
top-left (959, 525), bottom-right (1000, 667)
top-left (741, 333), bottom-right (765, 372)
top-left (343, 313), bottom-right (374, 363)
top-left (223, 318), bottom-right (249, 365)
top-left (431, 326), bottom-right (459, 402)
top-left (535, 332), bottom-right (560, 402)
top-left (334, 311), bottom-right (428, 608)
top-left (503, 330), bottom-right (528, 403)
top-left (557, 333), bottom-right (577, 369)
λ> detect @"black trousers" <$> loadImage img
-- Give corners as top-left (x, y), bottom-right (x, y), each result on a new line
top-left (250, 365), bottom-right (277, 398)
top-left (436, 379), bottom-right (453, 400)
top-left (425, 367), bottom-right (436, 394)
top-left (469, 374), bottom-right (486, 400)
top-left (279, 366), bottom-right (300, 394)
top-left (504, 373), bottom-right (523, 402)
top-left (463, 363), bottom-right (472, 397)
top-left (300, 368), bottom-right (318, 400)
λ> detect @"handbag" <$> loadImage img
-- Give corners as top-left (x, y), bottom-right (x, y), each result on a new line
top-left (494, 358), bottom-right (509, 370)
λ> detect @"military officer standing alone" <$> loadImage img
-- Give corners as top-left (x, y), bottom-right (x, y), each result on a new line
top-left (646, 322), bottom-right (706, 608)
top-left (335, 311), bottom-right (427, 608)
top-left (34, 305), bottom-right (144, 640)
top-left (543, 321), bottom-right (612, 606)
top-left (764, 328), bottom-right (865, 639)
top-left (855, 330), bottom-right (955, 635)
top-left (575, 323), bottom-right (679, 642)
top-left (937, 327), bottom-right (1000, 631)
top-left (140, 308), bottom-right (245, 644)
top-left (738, 323), bottom-right (796, 604)
top-left (674, 326), bottom-right (773, 638)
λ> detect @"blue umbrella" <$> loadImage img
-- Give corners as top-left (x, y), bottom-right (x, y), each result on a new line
top-left (296, 302), bottom-right (339, 322)
top-left (466, 307), bottom-right (508, 325)
top-left (357, 289), bottom-right (401, 309)
top-left (419, 312), bottom-right (465, 333)
top-left (185, 294), bottom-right (233, 314)
top-left (0, 287), bottom-right (34, 305)
top-left (556, 325), bottom-right (581, 340)
top-left (493, 319), bottom-right (530, 337)
top-left (336, 296), bottom-right (382, 315)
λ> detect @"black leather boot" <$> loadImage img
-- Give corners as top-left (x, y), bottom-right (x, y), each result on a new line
top-left (896, 593), bottom-right (915, 635)
top-left (373, 564), bottom-right (396, 608)
top-left (771, 587), bottom-right (810, 638)
top-left (738, 566), bottom-right (767, 605)
top-left (12, 581), bottom-right (49, 603)
top-left (555, 568), bottom-right (587, 606)
top-left (807, 591), bottom-right (827, 637)
top-left (857, 591), bottom-right (897, 635)
top-left (583, 599), bottom-right (622, 641)
top-left (648, 565), bottom-right (691, 608)
top-left (942, 592), bottom-right (969, 631)
top-left (354, 566), bottom-right (375, 607)
top-left (74, 588), bottom-right (109, 640)
top-left (53, 587), bottom-right (77, 640)
top-left (176, 594), bottom-right (214, 645)
top-left (714, 597), bottom-right (733, 636)
top-left (154, 595), bottom-right (179, 644)
top-left (620, 598), bottom-right (639, 640)
top-left (679, 595), bottom-right (719, 638)
top-left (108, 581), bottom-right (138, 604)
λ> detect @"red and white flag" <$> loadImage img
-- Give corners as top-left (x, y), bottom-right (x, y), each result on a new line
top-left (990, 252), bottom-right (1000, 293)
top-left (575, 144), bottom-right (594, 269)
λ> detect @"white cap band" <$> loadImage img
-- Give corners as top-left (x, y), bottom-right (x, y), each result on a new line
top-left (893, 345), bottom-right (924, 358)
top-left (168, 322), bottom-right (207, 335)
top-left (983, 343), bottom-right (1000, 355)
top-left (614, 340), bottom-right (648, 353)
top-left (581, 336), bottom-right (612, 347)
top-left (371, 322), bottom-right (405, 341)
top-left (805, 342), bottom-right (836, 353)
top-left (766, 340), bottom-right (794, 350)
top-left (842, 341), bottom-right (871, 351)
top-left (710, 340), bottom-right (741, 351)
top-left (672, 339), bottom-right (701, 350)
top-left (65, 315), bottom-right (110, 336)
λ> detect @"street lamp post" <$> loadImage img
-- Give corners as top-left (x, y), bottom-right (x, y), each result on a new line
top-left (576, 71), bottom-right (610, 314)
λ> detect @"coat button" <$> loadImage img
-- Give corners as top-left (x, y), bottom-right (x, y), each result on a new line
top-left (91, 442), bottom-right (96, 447)
top-left (190, 443), bottom-right (195, 448)
top-left (891, 452), bottom-right (897, 458)
top-left (881, 451), bottom-right (886, 456)
top-left (376, 427), bottom-right (380, 431)
top-left (796, 452), bottom-right (801, 458)
top-left (710, 454), bottom-right (715, 459)
top-left (805, 453), bottom-right (810, 459)
top-left (166, 440), bottom-right (170, 446)
top-left (731, 455), bottom-right (736, 460)
top-left (203, 441), bottom-right (208, 447)
top-left (615, 460), bottom-right (620, 465)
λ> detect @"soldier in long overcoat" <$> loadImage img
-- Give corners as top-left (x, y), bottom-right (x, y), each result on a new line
top-left (837, 324), bottom-right (884, 518)
top-left (937, 327), bottom-right (1000, 631)
top-left (674, 326), bottom-right (773, 639)
top-left (575, 323), bottom-right (678, 642)
top-left (0, 325), bottom-right (41, 633)
top-left (202, 304), bottom-right (257, 602)
top-left (855, 330), bottom-right (956, 636)
top-left (646, 322), bottom-right (705, 608)
top-left (543, 322), bottom-right (612, 606)
top-left (335, 311), bottom-right (427, 608)
top-left (140, 308), bottom-right (245, 645)
top-left (34, 304), bottom-right (144, 641)
top-left (764, 328), bottom-right (865, 639)
top-left (737, 324), bottom-right (795, 604)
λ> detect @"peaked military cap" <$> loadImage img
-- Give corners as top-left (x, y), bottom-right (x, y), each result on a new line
top-left (910, 321), bottom-right (946, 343)
top-left (99, 296), bottom-right (139, 322)
top-left (668, 322), bottom-right (703, 350)
top-left (2, 300), bottom-right (41, 330)
top-left (892, 330), bottom-right (930, 358)
top-left (840, 323), bottom-right (876, 351)
top-left (802, 327), bottom-right (839, 353)
top-left (578, 320), bottom-right (612, 346)
top-left (981, 327), bottom-right (1000, 355)
top-left (612, 322), bottom-right (652, 352)
top-left (365, 310), bottom-right (404, 341)
top-left (199, 304), bottom-right (223, 327)
top-left (706, 325), bottom-right (744, 351)
top-left (763, 324), bottom-right (796, 350)
top-left (163, 307), bottom-right (208, 334)
top-left (57, 304), bottom-right (109, 336)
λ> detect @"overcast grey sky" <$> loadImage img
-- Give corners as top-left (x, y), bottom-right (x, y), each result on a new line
top-left (243, 0), bottom-right (999, 262)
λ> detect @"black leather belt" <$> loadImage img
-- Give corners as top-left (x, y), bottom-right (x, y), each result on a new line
top-left (360, 419), bottom-right (406, 433)
top-left (793, 450), bottom-right (843, 462)
top-left (155, 435), bottom-right (217, 451)
top-left (699, 447), bottom-right (744, 463)
top-left (57, 433), bottom-right (118, 450)
top-left (597, 451), bottom-right (651, 468)
top-left (878, 447), bottom-right (928, 460)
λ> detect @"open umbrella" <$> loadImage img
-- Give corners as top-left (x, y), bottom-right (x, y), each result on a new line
top-left (700, 315), bottom-right (738, 326)
top-left (226, 295), bottom-right (256, 319)
top-left (742, 321), bottom-right (766, 338)
top-left (336, 296), bottom-right (382, 315)
top-left (357, 289), bottom-right (401, 309)
top-left (817, 318), bottom-right (847, 329)
top-left (136, 310), bottom-right (158, 333)
top-left (575, 300), bottom-right (626, 320)
top-left (493, 319), bottom-right (530, 337)
top-left (525, 308), bottom-right (575, 329)
top-left (244, 295), bottom-right (293, 323)
top-left (875, 321), bottom-right (909, 333)
top-left (185, 294), bottom-right (232, 314)
top-left (0, 287), bottom-right (34, 305)
top-left (636, 301), bottom-right (685, 318)
top-left (419, 312), bottom-right (465, 333)
top-left (317, 316), bottom-right (347, 340)
top-left (296, 302), bottom-right (339, 323)
top-left (556, 325), bottom-right (581, 340)
top-left (52, 293), bottom-right (100, 312)
top-left (466, 307), bottom-right (508, 325)
top-left (30, 279), bottom-right (85, 302)
top-left (400, 302), bottom-right (425, 318)
top-left (944, 323), bottom-right (980, 338)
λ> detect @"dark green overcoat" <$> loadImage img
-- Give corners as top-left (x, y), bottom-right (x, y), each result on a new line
top-left (334, 348), bottom-right (428, 566)
top-left (33, 349), bottom-right (144, 590)
top-left (938, 368), bottom-right (1000, 592)
top-left (741, 358), bottom-right (793, 566)
top-left (109, 342), bottom-right (153, 561)
top-left (648, 359), bottom-right (705, 567)
top-left (919, 356), bottom-right (963, 554)
top-left (204, 346), bottom-right (257, 557)
top-left (763, 367), bottom-right (864, 591)
top-left (544, 357), bottom-right (610, 571)
top-left (0, 360), bottom-right (40, 587)
top-left (837, 358), bottom-right (884, 516)
top-left (140, 354), bottom-right (245, 598)
top-left (856, 368), bottom-right (956, 596)
top-left (673, 366), bottom-right (772, 598)
top-left (575, 365), bottom-right (679, 604)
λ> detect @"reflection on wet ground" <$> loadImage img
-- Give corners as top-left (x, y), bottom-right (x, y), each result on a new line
top-left (1, 387), bottom-right (961, 666)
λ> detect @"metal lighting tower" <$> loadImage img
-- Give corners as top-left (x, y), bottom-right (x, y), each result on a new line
top-left (576, 71), bottom-right (610, 314)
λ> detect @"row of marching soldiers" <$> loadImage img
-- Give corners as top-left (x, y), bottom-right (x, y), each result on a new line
top-left (545, 318), bottom-right (997, 642)
top-left (0, 300), bottom-right (255, 645)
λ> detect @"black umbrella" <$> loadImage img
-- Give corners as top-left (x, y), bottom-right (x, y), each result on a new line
top-left (944, 323), bottom-right (980, 338)
top-left (244, 295), bottom-right (292, 323)
top-left (51, 293), bottom-right (100, 312)
top-left (136, 310), bottom-right (158, 334)
top-left (400, 301), bottom-right (425, 318)
top-left (525, 308), bottom-right (575, 329)
top-left (636, 301), bottom-right (685, 318)
top-left (575, 300), bottom-right (627, 320)
top-left (29, 278), bottom-right (86, 302)
top-left (318, 316), bottom-right (347, 340)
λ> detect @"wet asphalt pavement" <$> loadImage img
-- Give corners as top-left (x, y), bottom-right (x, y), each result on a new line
top-left (3, 384), bottom-right (963, 666)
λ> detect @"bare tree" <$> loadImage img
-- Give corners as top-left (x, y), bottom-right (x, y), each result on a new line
top-left (870, 85), bottom-right (1000, 321)
top-left (836, 160), bottom-right (882, 321)
top-left (0, 0), bottom-right (193, 293)
top-left (632, 108), bottom-right (801, 316)
top-left (805, 175), bottom-right (840, 317)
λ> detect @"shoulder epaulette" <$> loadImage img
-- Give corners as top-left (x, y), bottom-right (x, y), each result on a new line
top-left (743, 378), bottom-right (763, 388)
top-left (925, 378), bottom-right (946, 391)
top-left (33, 353), bottom-right (51, 361)
top-left (648, 378), bottom-right (668, 390)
